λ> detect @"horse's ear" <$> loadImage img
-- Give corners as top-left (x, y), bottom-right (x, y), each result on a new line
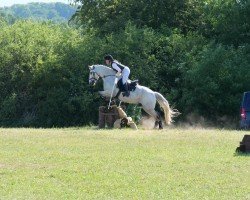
top-left (89, 65), bottom-right (95, 70)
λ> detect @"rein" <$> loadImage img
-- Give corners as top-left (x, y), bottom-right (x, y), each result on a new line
top-left (89, 68), bottom-right (121, 98)
top-left (102, 74), bottom-right (116, 78)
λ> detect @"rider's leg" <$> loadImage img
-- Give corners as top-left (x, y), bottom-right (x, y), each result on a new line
top-left (122, 67), bottom-right (130, 97)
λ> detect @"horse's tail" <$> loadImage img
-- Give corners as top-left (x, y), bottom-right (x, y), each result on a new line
top-left (154, 92), bottom-right (179, 125)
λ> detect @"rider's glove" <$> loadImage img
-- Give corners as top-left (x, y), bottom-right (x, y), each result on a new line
top-left (115, 72), bottom-right (120, 77)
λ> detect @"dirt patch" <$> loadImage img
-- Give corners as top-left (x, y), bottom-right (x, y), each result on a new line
top-left (0, 163), bottom-right (6, 168)
top-left (139, 116), bottom-right (155, 129)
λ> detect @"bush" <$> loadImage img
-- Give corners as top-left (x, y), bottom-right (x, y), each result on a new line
top-left (181, 43), bottom-right (250, 123)
top-left (0, 21), bottom-right (97, 127)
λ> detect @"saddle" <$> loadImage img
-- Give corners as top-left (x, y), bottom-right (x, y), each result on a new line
top-left (117, 79), bottom-right (138, 92)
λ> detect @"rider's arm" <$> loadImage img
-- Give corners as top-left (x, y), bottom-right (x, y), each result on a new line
top-left (111, 63), bottom-right (122, 73)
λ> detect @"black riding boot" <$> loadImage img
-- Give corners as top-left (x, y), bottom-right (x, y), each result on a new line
top-left (123, 83), bottom-right (130, 97)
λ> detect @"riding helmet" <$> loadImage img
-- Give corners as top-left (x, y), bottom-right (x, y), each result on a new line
top-left (104, 54), bottom-right (114, 61)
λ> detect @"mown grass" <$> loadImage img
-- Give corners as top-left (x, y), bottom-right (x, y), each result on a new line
top-left (0, 127), bottom-right (249, 200)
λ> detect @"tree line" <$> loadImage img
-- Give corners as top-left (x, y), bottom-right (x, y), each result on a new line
top-left (0, 2), bottom-right (76, 22)
top-left (0, 0), bottom-right (249, 127)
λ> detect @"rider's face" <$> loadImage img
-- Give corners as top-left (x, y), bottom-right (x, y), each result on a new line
top-left (105, 59), bottom-right (110, 65)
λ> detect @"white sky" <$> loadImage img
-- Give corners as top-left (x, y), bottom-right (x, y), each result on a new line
top-left (0, 0), bottom-right (71, 7)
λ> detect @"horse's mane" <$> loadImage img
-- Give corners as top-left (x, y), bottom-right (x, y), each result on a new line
top-left (95, 64), bottom-right (112, 70)
top-left (92, 64), bottom-right (115, 75)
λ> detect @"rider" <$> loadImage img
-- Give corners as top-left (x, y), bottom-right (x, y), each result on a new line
top-left (104, 54), bottom-right (130, 97)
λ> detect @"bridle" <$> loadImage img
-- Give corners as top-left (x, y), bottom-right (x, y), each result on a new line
top-left (89, 70), bottom-right (99, 83)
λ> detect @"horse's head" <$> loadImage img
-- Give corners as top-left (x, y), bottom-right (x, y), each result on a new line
top-left (88, 64), bottom-right (115, 86)
top-left (88, 65), bottom-right (100, 86)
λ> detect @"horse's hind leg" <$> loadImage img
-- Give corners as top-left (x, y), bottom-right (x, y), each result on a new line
top-left (143, 107), bottom-right (163, 129)
top-left (155, 112), bottom-right (163, 129)
top-left (158, 120), bottom-right (163, 129)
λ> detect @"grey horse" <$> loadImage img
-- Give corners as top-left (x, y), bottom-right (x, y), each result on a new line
top-left (89, 64), bottom-right (178, 129)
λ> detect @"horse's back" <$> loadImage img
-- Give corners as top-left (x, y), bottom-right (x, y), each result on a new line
top-left (138, 85), bottom-right (155, 94)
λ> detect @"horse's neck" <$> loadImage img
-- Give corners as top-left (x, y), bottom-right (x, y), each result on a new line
top-left (96, 65), bottom-right (114, 77)
top-left (95, 65), bottom-right (115, 90)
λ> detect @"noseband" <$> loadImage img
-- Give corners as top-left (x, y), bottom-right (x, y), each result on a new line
top-left (89, 71), bottom-right (99, 83)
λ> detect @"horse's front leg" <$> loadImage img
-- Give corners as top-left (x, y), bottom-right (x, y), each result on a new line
top-left (99, 90), bottom-right (112, 99)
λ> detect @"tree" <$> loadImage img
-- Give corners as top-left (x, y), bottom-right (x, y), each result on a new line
top-left (71, 0), bottom-right (207, 34)
top-left (181, 43), bottom-right (250, 121)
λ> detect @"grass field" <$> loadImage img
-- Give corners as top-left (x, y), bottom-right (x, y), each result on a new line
top-left (0, 127), bottom-right (249, 200)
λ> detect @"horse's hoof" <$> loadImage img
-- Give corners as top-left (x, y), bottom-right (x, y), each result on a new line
top-left (159, 121), bottom-right (163, 129)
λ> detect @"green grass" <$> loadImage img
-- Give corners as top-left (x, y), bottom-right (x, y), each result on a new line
top-left (0, 127), bottom-right (249, 200)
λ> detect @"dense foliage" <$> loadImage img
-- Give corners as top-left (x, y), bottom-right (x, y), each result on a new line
top-left (0, 21), bottom-right (97, 127)
top-left (0, 0), bottom-right (249, 127)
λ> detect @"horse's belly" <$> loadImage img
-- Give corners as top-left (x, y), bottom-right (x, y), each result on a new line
top-left (119, 88), bottom-right (142, 104)
top-left (119, 96), bottom-right (139, 104)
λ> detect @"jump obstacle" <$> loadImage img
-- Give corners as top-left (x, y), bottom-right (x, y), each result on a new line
top-left (98, 105), bottom-right (120, 128)
top-left (98, 105), bottom-right (137, 129)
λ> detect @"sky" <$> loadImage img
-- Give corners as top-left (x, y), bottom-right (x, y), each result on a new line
top-left (0, 0), bottom-right (71, 7)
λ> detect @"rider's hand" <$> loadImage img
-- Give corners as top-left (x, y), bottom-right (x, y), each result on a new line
top-left (115, 73), bottom-right (120, 77)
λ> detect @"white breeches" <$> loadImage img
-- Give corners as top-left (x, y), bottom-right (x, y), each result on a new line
top-left (122, 67), bottom-right (130, 84)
